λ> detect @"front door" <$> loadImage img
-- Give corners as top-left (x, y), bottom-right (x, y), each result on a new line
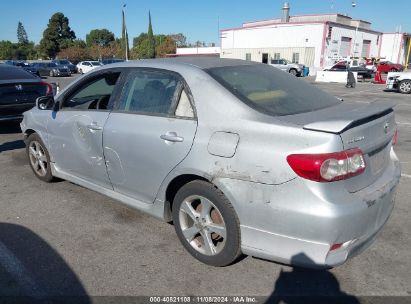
top-left (48, 72), bottom-right (122, 188)
top-left (103, 68), bottom-right (197, 203)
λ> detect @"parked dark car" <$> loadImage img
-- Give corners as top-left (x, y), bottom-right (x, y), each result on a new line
top-left (31, 62), bottom-right (71, 77)
top-left (101, 58), bottom-right (125, 65)
top-left (4, 60), bottom-right (40, 77)
top-left (0, 64), bottom-right (52, 122)
top-left (325, 62), bottom-right (374, 79)
top-left (52, 59), bottom-right (78, 73)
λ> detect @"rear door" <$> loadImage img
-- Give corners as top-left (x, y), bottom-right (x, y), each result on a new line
top-left (103, 68), bottom-right (197, 203)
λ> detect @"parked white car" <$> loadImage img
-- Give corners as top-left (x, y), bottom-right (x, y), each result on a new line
top-left (76, 61), bottom-right (103, 74)
top-left (269, 59), bottom-right (305, 76)
top-left (386, 71), bottom-right (411, 94)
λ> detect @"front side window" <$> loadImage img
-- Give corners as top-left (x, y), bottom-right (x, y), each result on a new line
top-left (206, 64), bottom-right (341, 116)
top-left (62, 72), bottom-right (120, 110)
top-left (118, 69), bottom-right (194, 117)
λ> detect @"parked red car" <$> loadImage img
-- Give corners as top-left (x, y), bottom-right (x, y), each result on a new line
top-left (377, 61), bottom-right (404, 73)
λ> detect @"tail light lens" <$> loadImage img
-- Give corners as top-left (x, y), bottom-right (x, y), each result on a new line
top-left (392, 129), bottom-right (398, 146)
top-left (287, 148), bottom-right (366, 182)
top-left (40, 81), bottom-right (53, 96)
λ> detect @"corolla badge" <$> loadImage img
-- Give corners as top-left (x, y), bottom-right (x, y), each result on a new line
top-left (15, 84), bottom-right (23, 91)
top-left (347, 136), bottom-right (365, 144)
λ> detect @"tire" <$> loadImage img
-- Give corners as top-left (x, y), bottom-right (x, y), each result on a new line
top-left (26, 133), bottom-right (55, 182)
top-left (399, 79), bottom-right (411, 94)
top-left (172, 180), bottom-right (241, 267)
top-left (79, 69), bottom-right (83, 74)
top-left (49, 71), bottom-right (54, 77)
top-left (289, 69), bottom-right (297, 76)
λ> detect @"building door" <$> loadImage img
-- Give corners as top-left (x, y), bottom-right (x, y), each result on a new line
top-left (361, 40), bottom-right (371, 58)
top-left (340, 37), bottom-right (352, 57)
top-left (262, 53), bottom-right (268, 64)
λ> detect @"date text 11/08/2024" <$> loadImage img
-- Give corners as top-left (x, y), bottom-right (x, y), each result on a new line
top-left (149, 296), bottom-right (257, 303)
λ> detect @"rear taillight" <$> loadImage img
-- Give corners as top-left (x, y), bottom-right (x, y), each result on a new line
top-left (40, 81), bottom-right (53, 95)
top-left (287, 148), bottom-right (366, 182)
top-left (392, 129), bottom-right (398, 146)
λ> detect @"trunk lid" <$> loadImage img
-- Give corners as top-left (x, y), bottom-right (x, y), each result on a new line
top-left (278, 101), bottom-right (396, 192)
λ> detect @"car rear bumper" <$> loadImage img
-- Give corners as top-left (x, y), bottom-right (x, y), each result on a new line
top-left (386, 78), bottom-right (399, 90)
top-left (214, 149), bottom-right (400, 268)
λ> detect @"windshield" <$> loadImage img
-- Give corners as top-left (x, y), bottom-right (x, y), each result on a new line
top-left (59, 60), bottom-right (70, 64)
top-left (91, 61), bottom-right (102, 66)
top-left (206, 64), bottom-right (341, 116)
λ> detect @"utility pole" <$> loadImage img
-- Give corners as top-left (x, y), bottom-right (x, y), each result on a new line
top-left (122, 4), bottom-right (129, 61)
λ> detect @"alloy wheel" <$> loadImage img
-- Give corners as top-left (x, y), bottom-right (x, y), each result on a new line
top-left (28, 141), bottom-right (48, 177)
top-left (400, 81), bottom-right (411, 93)
top-left (179, 195), bottom-right (227, 256)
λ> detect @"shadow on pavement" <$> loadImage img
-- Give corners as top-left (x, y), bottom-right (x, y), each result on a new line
top-left (0, 140), bottom-right (25, 153)
top-left (0, 223), bottom-right (90, 303)
top-left (266, 253), bottom-right (359, 304)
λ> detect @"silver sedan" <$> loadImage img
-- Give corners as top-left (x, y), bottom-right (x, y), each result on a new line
top-left (21, 58), bottom-right (401, 267)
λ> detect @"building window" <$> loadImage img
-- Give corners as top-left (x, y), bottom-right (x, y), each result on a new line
top-left (292, 53), bottom-right (300, 64)
top-left (361, 40), bottom-right (371, 58)
top-left (273, 53), bottom-right (281, 60)
top-left (327, 26), bottom-right (333, 39)
top-left (245, 53), bottom-right (251, 61)
top-left (340, 37), bottom-right (352, 57)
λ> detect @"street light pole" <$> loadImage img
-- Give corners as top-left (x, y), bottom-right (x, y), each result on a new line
top-left (123, 4), bottom-right (129, 61)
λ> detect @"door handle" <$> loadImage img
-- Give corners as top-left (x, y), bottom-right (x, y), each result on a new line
top-left (87, 123), bottom-right (103, 131)
top-left (160, 132), bottom-right (184, 143)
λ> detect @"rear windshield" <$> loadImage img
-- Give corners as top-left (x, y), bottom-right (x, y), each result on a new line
top-left (206, 64), bottom-right (341, 116)
top-left (0, 66), bottom-right (36, 80)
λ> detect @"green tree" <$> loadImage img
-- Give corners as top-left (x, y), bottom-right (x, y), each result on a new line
top-left (39, 12), bottom-right (76, 59)
top-left (86, 29), bottom-right (115, 47)
top-left (155, 36), bottom-right (176, 57)
top-left (0, 40), bottom-right (16, 59)
top-left (146, 11), bottom-right (155, 58)
top-left (169, 33), bottom-right (187, 47)
top-left (17, 22), bottom-right (29, 44)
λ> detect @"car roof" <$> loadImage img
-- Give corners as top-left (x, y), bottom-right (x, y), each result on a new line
top-left (101, 57), bottom-right (256, 71)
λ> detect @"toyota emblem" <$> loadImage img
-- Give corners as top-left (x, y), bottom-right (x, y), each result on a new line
top-left (384, 122), bottom-right (390, 134)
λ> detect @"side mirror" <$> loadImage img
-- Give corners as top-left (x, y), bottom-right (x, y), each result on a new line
top-left (36, 96), bottom-right (55, 110)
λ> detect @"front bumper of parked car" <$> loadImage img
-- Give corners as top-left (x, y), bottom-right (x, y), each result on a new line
top-left (214, 149), bottom-right (400, 268)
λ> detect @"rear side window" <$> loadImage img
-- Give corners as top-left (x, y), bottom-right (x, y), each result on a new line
top-left (206, 64), bottom-right (341, 116)
top-left (118, 69), bottom-right (193, 117)
top-left (0, 66), bottom-right (36, 80)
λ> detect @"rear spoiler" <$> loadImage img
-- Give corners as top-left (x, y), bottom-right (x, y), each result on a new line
top-left (303, 101), bottom-right (395, 134)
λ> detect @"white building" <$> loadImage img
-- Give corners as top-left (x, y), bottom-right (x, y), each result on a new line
top-left (172, 47), bottom-right (221, 57)
top-left (220, 2), bottom-right (410, 73)
top-left (380, 32), bottom-right (410, 64)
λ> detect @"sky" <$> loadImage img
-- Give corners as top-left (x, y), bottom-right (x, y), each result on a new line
top-left (1, 0), bottom-right (410, 46)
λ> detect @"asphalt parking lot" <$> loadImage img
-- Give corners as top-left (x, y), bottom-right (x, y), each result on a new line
top-left (0, 74), bottom-right (410, 302)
